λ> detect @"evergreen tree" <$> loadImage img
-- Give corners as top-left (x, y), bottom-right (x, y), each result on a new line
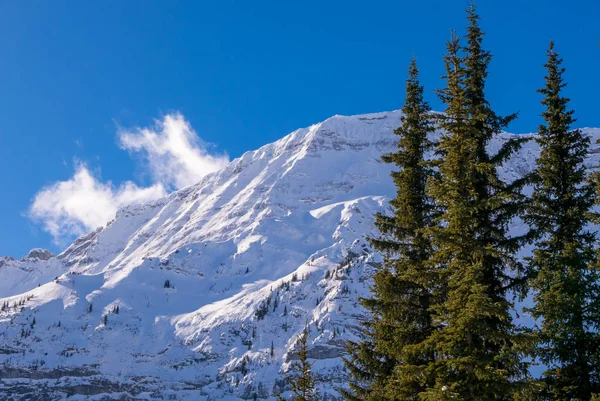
top-left (342, 57), bottom-right (438, 401)
top-left (277, 326), bottom-right (319, 401)
top-left (526, 41), bottom-right (600, 400)
top-left (422, 6), bottom-right (530, 400)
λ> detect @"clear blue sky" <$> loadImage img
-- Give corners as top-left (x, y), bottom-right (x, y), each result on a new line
top-left (1, 0), bottom-right (599, 257)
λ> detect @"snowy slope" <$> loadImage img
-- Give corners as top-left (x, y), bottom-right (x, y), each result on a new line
top-left (1, 110), bottom-right (599, 400)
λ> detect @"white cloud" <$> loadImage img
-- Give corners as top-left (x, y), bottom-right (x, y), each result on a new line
top-left (118, 113), bottom-right (229, 189)
top-left (29, 113), bottom-right (228, 244)
top-left (29, 161), bottom-right (167, 244)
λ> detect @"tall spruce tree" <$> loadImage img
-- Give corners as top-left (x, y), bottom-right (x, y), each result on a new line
top-left (421, 6), bottom-right (530, 400)
top-left (278, 326), bottom-right (319, 401)
top-left (342, 58), bottom-right (437, 400)
top-left (526, 41), bottom-right (600, 400)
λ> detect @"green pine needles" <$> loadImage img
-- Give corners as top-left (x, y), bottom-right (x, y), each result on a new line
top-left (422, 7), bottom-right (531, 399)
top-left (525, 41), bottom-right (600, 400)
top-left (278, 326), bottom-right (320, 401)
top-left (343, 57), bottom-right (438, 401)
top-left (345, 4), bottom-right (600, 401)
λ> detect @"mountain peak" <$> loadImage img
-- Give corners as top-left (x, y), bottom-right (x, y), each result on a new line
top-left (23, 248), bottom-right (55, 261)
top-left (1, 111), bottom-right (599, 400)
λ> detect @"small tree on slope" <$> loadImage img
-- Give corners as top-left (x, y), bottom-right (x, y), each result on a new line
top-left (277, 326), bottom-right (319, 401)
top-left (342, 57), bottom-right (438, 401)
top-left (526, 41), bottom-right (600, 400)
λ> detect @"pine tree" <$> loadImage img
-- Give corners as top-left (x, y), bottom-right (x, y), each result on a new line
top-left (526, 41), bottom-right (600, 400)
top-left (277, 326), bottom-right (319, 401)
top-left (421, 6), bottom-right (530, 400)
top-left (342, 57), bottom-right (438, 401)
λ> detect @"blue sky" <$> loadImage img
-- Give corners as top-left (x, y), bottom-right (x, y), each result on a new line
top-left (1, 0), bottom-right (599, 257)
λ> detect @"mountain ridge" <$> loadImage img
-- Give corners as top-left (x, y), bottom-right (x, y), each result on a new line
top-left (1, 110), bottom-right (599, 400)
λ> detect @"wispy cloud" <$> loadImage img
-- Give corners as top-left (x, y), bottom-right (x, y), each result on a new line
top-left (29, 113), bottom-right (229, 244)
top-left (118, 113), bottom-right (229, 189)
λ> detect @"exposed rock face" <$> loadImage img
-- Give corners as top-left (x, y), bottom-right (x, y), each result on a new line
top-left (0, 256), bottom-right (15, 268)
top-left (23, 248), bottom-right (55, 261)
top-left (0, 110), bottom-right (598, 400)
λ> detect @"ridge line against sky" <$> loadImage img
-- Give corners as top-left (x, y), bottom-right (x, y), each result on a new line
top-left (28, 114), bottom-right (229, 246)
top-left (1, 0), bottom-right (598, 256)
top-left (18, 110), bottom-right (600, 253)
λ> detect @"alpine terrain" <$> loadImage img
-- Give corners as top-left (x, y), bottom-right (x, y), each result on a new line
top-left (1, 110), bottom-right (599, 400)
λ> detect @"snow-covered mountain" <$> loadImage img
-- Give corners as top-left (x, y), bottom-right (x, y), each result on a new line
top-left (1, 110), bottom-right (599, 401)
